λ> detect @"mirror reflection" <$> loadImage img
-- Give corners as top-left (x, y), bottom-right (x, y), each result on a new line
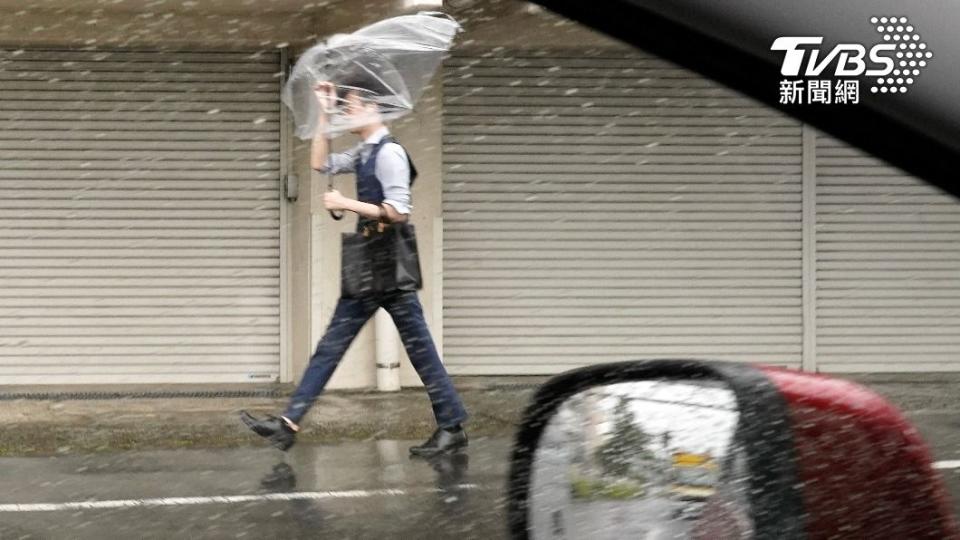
top-left (529, 380), bottom-right (751, 540)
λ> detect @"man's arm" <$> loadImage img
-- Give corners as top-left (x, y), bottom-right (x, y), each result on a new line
top-left (310, 82), bottom-right (357, 174)
top-left (324, 143), bottom-right (412, 223)
top-left (375, 143), bottom-right (412, 224)
top-left (313, 145), bottom-right (358, 175)
top-left (325, 142), bottom-right (411, 223)
top-left (330, 197), bottom-right (405, 223)
top-left (317, 142), bottom-right (404, 221)
top-left (310, 127), bottom-right (331, 171)
top-left (310, 82), bottom-right (334, 170)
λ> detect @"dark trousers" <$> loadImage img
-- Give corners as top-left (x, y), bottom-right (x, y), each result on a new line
top-left (283, 291), bottom-right (468, 429)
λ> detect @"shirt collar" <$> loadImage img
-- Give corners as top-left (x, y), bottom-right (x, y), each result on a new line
top-left (363, 127), bottom-right (390, 146)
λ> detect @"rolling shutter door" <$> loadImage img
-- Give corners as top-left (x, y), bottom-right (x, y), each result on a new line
top-left (0, 49), bottom-right (281, 384)
top-left (816, 134), bottom-right (960, 372)
top-left (442, 51), bottom-right (803, 375)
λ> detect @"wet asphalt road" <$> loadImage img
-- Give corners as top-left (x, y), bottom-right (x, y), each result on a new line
top-left (0, 438), bottom-right (512, 540)
top-left (909, 411), bottom-right (960, 519)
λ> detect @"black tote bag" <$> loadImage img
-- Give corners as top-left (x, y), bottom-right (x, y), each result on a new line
top-left (340, 222), bottom-right (422, 298)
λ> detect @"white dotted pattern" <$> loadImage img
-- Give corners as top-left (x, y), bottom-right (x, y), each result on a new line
top-left (869, 16), bottom-right (932, 95)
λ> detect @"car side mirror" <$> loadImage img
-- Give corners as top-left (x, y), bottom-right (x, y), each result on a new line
top-left (507, 359), bottom-right (958, 539)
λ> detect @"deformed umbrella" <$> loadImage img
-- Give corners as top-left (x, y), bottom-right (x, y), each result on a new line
top-left (283, 11), bottom-right (461, 140)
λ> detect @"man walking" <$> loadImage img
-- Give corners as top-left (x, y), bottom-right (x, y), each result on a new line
top-left (241, 80), bottom-right (468, 456)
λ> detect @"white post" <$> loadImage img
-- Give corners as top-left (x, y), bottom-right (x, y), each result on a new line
top-left (375, 309), bottom-right (402, 391)
top-left (278, 46), bottom-right (292, 383)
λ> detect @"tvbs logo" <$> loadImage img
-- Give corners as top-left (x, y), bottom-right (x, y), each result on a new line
top-left (772, 16), bottom-right (933, 95)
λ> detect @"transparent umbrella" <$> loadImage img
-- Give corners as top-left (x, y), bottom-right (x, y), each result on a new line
top-left (283, 11), bottom-right (461, 140)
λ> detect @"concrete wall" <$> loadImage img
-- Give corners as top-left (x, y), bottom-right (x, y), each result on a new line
top-left (453, 2), bottom-right (627, 50)
top-left (0, 6), bottom-right (321, 49)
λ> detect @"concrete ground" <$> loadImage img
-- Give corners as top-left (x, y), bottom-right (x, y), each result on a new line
top-left (0, 377), bottom-right (545, 456)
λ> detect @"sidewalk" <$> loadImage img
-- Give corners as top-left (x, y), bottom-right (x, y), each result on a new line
top-left (0, 373), bottom-right (958, 457)
top-left (0, 377), bottom-right (546, 456)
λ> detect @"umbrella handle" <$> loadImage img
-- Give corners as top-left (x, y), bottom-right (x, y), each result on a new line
top-left (327, 183), bottom-right (344, 221)
top-left (327, 175), bottom-right (344, 221)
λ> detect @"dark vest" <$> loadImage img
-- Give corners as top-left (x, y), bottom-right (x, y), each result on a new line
top-left (355, 135), bottom-right (418, 232)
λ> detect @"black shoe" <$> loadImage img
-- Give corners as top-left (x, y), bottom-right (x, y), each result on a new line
top-left (240, 411), bottom-right (297, 451)
top-left (409, 426), bottom-right (468, 457)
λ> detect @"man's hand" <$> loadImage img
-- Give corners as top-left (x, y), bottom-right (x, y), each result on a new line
top-left (323, 189), bottom-right (349, 211)
top-left (313, 81), bottom-right (337, 114)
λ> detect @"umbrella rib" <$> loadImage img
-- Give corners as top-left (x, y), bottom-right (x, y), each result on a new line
top-left (352, 61), bottom-right (413, 109)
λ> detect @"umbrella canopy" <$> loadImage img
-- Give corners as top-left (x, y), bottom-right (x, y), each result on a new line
top-left (284, 11), bottom-right (461, 139)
